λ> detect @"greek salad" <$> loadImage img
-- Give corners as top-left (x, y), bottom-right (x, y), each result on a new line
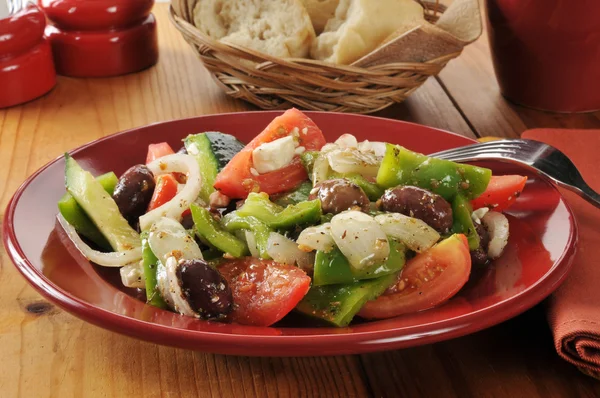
top-left (57, 109), bottom-right (527, 327)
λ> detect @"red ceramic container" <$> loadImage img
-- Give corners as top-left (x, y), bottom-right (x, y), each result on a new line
top-left (0, 5), bottom-right (56, 109)
top-left (2, 112), bottom-right (578, 356)
top-left (39, 0), bottom-right (158, 77)
top-left (485, 0), bottom-right (600, 113)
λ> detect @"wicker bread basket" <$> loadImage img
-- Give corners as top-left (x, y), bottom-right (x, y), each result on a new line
top-left (169, 0), bottom-right (481, 114)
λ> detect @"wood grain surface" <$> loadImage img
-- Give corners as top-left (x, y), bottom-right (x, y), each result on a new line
top-left (1, 4), bottom-right (599, 398)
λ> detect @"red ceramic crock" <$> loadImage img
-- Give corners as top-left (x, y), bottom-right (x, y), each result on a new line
top-left (485, 0), bottom-right (600, 113)
top-left (0, 4), bottom-right (56, 109)
top-left (39, 0), bottom-right (158, 77)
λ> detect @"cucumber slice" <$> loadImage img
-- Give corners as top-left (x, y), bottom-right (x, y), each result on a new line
top-left (58, 171), bottom-right (118, 250)
top-left (65, 154), bottom-right (140, 251)
top-left (184, 132), bottom-right (245, 203)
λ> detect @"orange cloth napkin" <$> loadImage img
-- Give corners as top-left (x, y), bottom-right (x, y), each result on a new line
top-left (522, 129), bottom-right (600, 379)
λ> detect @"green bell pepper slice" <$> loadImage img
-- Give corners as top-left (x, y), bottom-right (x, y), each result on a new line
top-left (272, 181), bottom-right (313, 207)
top-left (221, 212), bottom-right (272, 259)
top-left (377, 144), bottom-right (492, 201)
top-left (57, 171), bottom-right (118, 251)
top-left (202, 248), bottom-right (225, 262)
top-left (190, 204), bottom-right (248, 258)
top-left (236, 192), bottom-right (322, 229)
top-left (320, 213), bottom-right (334, 224)
top-left (300, 151), bottom-right (320, 175)
top-left (141, 232), bottom-right (167, 309)
top-left (313, 240), bottom-right (406, 286)
top-left (295, 273), bottom-right (398, 327)
top-left (451, 195), bottom-right (480, 250)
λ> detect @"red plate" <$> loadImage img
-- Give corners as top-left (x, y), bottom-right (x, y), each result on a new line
top-left (2, 112), bottom-right (577, 356)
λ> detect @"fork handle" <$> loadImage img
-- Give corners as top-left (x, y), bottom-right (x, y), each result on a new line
top-left (567, 181), bottom-right (600, 209)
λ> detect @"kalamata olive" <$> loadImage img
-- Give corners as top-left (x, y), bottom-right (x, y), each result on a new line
top-left (113, 165), bottom-right (155, 224)
top-left (476, 221), bottom-right (490, 252)
top-left (309, 179), bottom-right (370, 215)
top-left (377, 186), bottom-right (453, 233)
top-left (177, 146), bottom-right (188, 154)
top-left (208, 207), bottom-right (222, 221)
top-left (176, 259), bottom-right (233, 319)
top-left (470, 249), bottom-right (488, 266)
top-left (470, 222), bottom-right (490, 266)
top-left (180, 211), bottom-right (194, 230)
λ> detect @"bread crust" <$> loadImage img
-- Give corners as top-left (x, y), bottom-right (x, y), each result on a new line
top-left (311, 0), bottom-right (424, 65)
top-left (300, 0), bottom-right (340, 34)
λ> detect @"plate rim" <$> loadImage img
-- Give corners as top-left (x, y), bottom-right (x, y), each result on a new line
top-left (2, 111), bottom-right (579, 356)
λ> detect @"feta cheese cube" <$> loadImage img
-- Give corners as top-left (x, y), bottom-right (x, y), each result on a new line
top-left (252, 136), bottom-right (296, 174)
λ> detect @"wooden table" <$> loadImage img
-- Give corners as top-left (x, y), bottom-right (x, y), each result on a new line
top-left (1, 4), bottom-right (599, 397)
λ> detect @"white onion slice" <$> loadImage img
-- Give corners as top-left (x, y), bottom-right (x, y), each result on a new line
top-left (311, 153), bottom-right (331, 186)
top-left (57, 214), bottom-right (142, 267)
top-left (148, 218), bottom-right (203, 316)
top-left (358, 140), bottom-right (387, 158)
top-left (120, 263), bottom-right (145, 288)
top-left (375, 213), bottom-right (440, 253)
top-left (326, 148), bottom-right (380, 178)
top-left (164, 256), bottom-right (196, 316)
top-left (330, 211), bottom-right (389, 269)
top-left (139, 154), bottom-right (202, 231)
top-left (471, 207), bottom-right (489, 225)
top-left (482, 211), bottom-right (510, 259)
top-left (334, 134), bottom-right (358, 149)
top-left (156, 261), bottom-right (174, 308)
top-left (147, 217), bottom-right (203, 263)
top-left (320, 143), bottom-right (340, 153)
top-left (296, 223), bottom-right (335, 253)
top-left (267, 232), bottom-right (314, 271)
top-left (244, 231), bottom-right (260, 258)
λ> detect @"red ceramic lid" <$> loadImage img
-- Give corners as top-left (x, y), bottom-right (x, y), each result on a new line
top-left (0, 5), bottom-right (56, 108)
top-left (2, 112), bottom-right (577, 356)
top-left (0, 5), bottom-right (46, 53)
top-left (39, 0), bottom-right (154, 30)
top-left (39, 0), bottom-right (158, 77)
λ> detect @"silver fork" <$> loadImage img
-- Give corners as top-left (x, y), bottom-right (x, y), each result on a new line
top-left (430, 139), bottom-right (600, 208)
top-left (1, 0), bottom-right (21, 17)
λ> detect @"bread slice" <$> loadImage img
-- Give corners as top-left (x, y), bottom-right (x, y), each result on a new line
top-left (193, 0), bottom-right (316, 58)
top-left (310, 0), bottom-right (424, 65)
top-left (300, 0), bottom-right (340, 34)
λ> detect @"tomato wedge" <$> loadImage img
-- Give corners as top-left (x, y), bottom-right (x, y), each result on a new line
top-left (147, 174), bottom-right (178, 211)
top-left (358, 234), bottom-right (471, 319)
top-left (218, 257), bottom-right (311, 326)
top-left (471, 175), bottom-right (527, 212)
top-left (146, 142), bottom-right (175, 164)
top-left (214, 108), bottom-right (326, 198)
